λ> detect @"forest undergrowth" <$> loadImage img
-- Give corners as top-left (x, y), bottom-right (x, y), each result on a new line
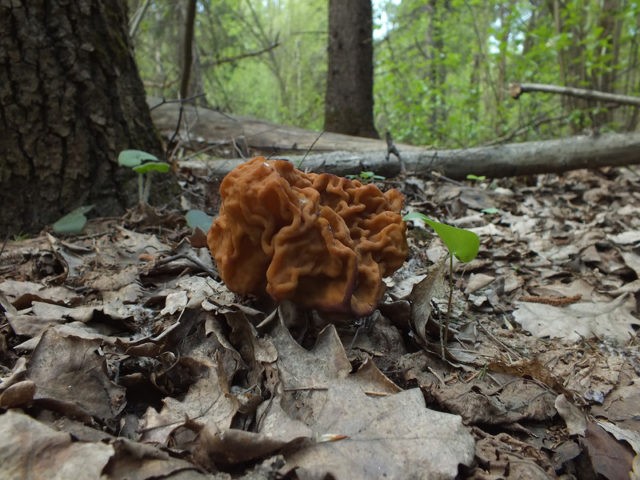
top-left (0, 156), bottom-right (639, 479)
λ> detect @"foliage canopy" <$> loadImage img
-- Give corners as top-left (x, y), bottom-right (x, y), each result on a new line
top-left (130, 0), bottom-right (640, 147)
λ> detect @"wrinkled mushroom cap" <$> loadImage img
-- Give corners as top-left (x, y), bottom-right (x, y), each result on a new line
top-left (207, 157), bottom-right (408, 316)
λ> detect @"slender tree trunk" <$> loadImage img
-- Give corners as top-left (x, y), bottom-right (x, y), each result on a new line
top-left (624, 14), bottom-right (640, 130)
top-left (0, 0), bottom-right (172, 236)
top-left (591, 0), bottom-right (622, 126)
top-left (424, 0), bottom-right (447, 133)
top-left (324, 0), bottom-right (378, 138)
top-left (179, 0), bottom-right (198, 101)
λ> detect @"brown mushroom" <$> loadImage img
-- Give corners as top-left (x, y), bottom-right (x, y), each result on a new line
top-left (207, 157), bottom-right (408, 316)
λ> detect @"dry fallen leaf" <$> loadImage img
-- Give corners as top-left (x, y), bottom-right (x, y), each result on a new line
top-left (140, 356), bottom-right (238, 446)
top-left (513, 293), bottom-right (639, 344)
top-left (0, 410), bottom-right (114, 479)
top-left (582, 421), bottom-right (635, 480)
top-left (26, 329), bottom-right (126, 421)
top-left (282, 382), bottom-right (475, 479)
top-left (2, 162), bottom-right (640, 479)
top-left (261, 315), bottom-right (474, 478)
top-left (555, 394), bottom-right (586, 436)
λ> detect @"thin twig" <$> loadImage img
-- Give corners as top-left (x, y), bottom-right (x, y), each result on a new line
top-left (477, 322), bottom-right (522, 360)
top-left (149, 93), bottom-right (207, 111)
top-left (296, 130), bottom-right (325, 168)
top-left (154, 253), bottom-right (218, 278)
top-left (0, 234), bottom-right (8, 258)
top-left (201, 42), bottom-right (280, 68)
top-left (440, 254), bottom-right (454, 360)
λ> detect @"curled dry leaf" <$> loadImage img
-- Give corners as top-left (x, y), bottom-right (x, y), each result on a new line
top-left (581, 421), bottom-right (635, 480)
top-left (139, 356), bottom-right (238, 446)
top-left (103, 437), bottom-right (209, 480)
top-left (0, 410), bottom-right (114, 479)
top-left (513, 293), bottom-right (639, 344)
top-left (26, 329), bottom-right (126, 421)
top-left (408, 256), bottom-right (448, 346)
top-left (591, 378), bottom-right (640, 433)
top-left (474, 428), bottom-right (557, 479)
top-left (555, 394), bottom-right (587, 436)
top-left (0, 379), bottom-right (36, 408)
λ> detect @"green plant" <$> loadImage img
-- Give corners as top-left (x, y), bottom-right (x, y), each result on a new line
top-left (404, 211), bottom-right (480, 357)
top-left (185, 209), bottom-right (214, 233)
top-left (118, 150), bottom-right (170, 205)
top-left (53, 205), bottom-right (94, 234)
top-left (403, 212), bottom-right (479, 262)
top-left (466, 174), bottom-right (486, 182)
top-left (346, 171), bottom-right (386, 183)
top-left (481, 207), bottom-right (499, 215)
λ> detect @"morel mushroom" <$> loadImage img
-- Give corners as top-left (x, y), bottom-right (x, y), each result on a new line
top-left (207, 157), bottom-right (408, 316)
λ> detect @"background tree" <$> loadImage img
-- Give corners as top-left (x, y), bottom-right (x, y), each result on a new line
top-left (375, 0), bottom-right (640, 147)
top-left (324, 0), bottom-right (378, 138)
top-left (131, 0), bottom-right (327, 129)
top-left (179, 0), bottom-right (201, 101)
top-left (128, 0), bottom-right (640, 148)
top-left (0, 0), bottom-right (170, 236)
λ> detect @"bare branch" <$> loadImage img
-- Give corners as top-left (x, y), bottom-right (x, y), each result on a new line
top-left (510, 82), bottom-right (640, 107)
top-left (201, 42), bottom-right (280, 68)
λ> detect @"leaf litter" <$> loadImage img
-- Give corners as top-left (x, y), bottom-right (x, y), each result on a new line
top-left (1, 164), bottom-right (640, 479)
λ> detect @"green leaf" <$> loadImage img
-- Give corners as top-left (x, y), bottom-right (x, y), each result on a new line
top-left (482, 207), bottom-right (500, 214)
top-left (466, 174), bottom-right (486, 181)
top-left (351, 171), bottom-right (386, 183)
top-left (132, 162), bottom-right (170, 174)
top-left (118, 150), bottom-right (159, 168)
top-left (185, 209), bottom-right (214, 232)
top-left (52, 205), bottom-right (94, 235)
top-left (404, 211), bottom-right (480, 263)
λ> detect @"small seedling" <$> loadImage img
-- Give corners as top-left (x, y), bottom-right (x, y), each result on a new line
top-left (404, 211), bottom-right (480, 358)
top-left (185, 209), bottom-right (214, 233)
top-left (482, 207), bottom-right (500, 215)
top-left (466, 174), bottom-right (486, 182)
top-left (53, 205), bottom-right (95, 234)
top-left (118, 150), bottom-right (170, 205)
top-left (346, 171), bottom-right (386, 183)
top-left (404, 212), bottom-right (479, 262)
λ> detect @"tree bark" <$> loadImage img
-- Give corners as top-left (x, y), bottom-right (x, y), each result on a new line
top-left (179, 0), bottom-right (198, 100)
top-left (324, 0), bottom-right (378, 138)
top-left (0, 0), bottom-right (173, 236)
top-left (187, 132), bottom-right (640, 181)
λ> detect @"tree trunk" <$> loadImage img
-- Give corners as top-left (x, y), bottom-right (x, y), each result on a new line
top-left (0, 0), bottom-right (172, 236)
top-left (424, 0), bottom-right (447, 131)
top-left (591, 0), bottom-right (622, 126)
top-left (324, 0), bottom-right (378, 139)
top-left (179, 0), bottom-right (198, 101)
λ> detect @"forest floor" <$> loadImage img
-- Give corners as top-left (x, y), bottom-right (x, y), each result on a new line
top-left (0, 154), bottom-right (639, 479)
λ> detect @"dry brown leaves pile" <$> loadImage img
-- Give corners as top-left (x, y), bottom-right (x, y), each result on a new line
top-left (1, 162), bottom-right (639, 480)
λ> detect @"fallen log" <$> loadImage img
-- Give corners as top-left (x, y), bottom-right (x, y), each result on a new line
top-left (181, 132), bottom-right (640, 180)
top-left (150, 99), bottom-right (640, 180)
top-left (150, 98), bottom-right (423, 154)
